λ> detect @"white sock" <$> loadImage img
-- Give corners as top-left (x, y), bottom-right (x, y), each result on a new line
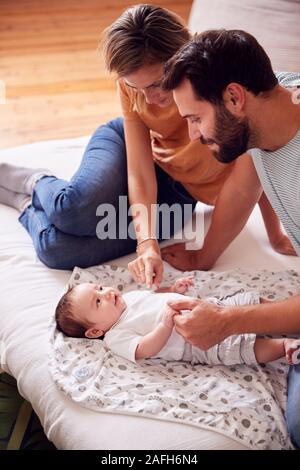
top-left (0, 186), bottom-right (31, 212)
top-left (0, 163), bottom-right (53, 195)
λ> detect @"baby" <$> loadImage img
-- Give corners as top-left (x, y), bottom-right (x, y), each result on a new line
top-left (55, 277), bottom-right (300, 366)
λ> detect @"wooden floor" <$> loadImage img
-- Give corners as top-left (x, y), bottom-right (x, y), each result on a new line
top-left (0, 0), bottom-right (192, 150)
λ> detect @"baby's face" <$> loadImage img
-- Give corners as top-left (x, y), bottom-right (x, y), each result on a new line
top-left (72, 283), bottom-right (126, 338)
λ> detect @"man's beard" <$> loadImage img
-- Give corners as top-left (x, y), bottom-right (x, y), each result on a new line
top-left (201, 103), bottom-right (252, 164)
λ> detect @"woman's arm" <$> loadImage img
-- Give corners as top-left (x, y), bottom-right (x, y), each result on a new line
top-left (125, 117), bottom-right (164, 287)
top-left (124, 117), bottom-right (157, 243)
top-left (118, 80), bottom-right (164, 287)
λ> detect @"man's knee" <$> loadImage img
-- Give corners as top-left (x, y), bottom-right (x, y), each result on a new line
top-left (286, 365), bottom-right (300, 449)
top-left (287, 412), bottom-right (300, 449)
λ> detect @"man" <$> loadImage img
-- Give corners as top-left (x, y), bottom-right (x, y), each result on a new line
top-left (161, 29), bottom-right (300, 448)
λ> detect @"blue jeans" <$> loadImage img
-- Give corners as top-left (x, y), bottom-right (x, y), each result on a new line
top-left (19, 117), bottom-right (196, 270)
top-left (286, 365), bottom-right (300, 448)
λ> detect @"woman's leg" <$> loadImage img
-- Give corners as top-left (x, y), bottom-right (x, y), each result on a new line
top-left (19, 166), bottom-right (196, 270)
top-left (18, 118), bottom-right (196, 269)
top-left (32, 129), bottom-right (196, 241)
top-left (19, 168), bottom-right (196, 270)
top-left (19, 205), bottom-right (136, 270)
top-left (286, 365), bottom-right (300, 448)
top-left (32, 117), bottom-right (127, 237)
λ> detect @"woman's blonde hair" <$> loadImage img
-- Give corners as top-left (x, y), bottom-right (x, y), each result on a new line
top-left (102, 4), bottom-right (191, 77)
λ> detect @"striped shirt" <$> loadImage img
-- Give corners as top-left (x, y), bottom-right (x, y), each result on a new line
top-left (249, 72), bottom-right (300, 254)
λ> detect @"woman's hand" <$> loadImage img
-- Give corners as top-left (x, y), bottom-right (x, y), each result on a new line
top-left (128, 240), bottom-right (163, 288)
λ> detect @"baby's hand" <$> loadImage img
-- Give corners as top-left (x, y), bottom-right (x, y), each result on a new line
top-left (173, 276), bottom-right (194, 294)
top-left (162, 305), bottom-right (178, 329)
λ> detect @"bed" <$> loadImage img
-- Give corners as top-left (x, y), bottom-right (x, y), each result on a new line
top-left (1, 0), bottom-right (300, 451)
top-left (1, 135), bottom-right (300, 450)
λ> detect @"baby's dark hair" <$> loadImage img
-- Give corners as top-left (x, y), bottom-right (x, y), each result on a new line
top-left (55, 286), bottom-right (91, 338)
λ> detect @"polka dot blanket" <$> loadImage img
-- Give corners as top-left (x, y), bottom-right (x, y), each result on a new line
top-left (49, 265), bottom-right (300, 449)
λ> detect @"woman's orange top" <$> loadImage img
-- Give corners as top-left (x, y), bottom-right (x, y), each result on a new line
top-left (118, 80), bottom-right (234, 206)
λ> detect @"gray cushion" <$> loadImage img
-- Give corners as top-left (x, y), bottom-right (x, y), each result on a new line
top-left (189, 0), bottom-right (300, 71)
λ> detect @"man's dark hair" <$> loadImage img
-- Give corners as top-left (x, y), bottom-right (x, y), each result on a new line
top-left (163, 29), bottom-right (278, 103)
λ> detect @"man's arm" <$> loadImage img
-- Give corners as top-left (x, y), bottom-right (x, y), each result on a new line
top-left (231, 294), bottom-right (300, 336)
top-left (162, 153), bottom-right (263, 270)
top-left (167, 295), bottom-right (300, 350)
top-left (199, 154), bottom-right (262, 268)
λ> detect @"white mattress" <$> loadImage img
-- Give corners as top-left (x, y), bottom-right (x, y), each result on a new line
top-left (1, 136), bottom-right (300, 450)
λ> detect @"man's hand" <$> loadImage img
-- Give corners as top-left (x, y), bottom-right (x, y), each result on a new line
top-left (161, 243), bottom-right (211, 271)
top-left (270, 233), bottom-right (297, 256)
top-left (172, 276), bottom-right (195, 294)
top-left (258, 192), bottom-right (297, 257)
top-left (167, 298), bottom-right (232, 350)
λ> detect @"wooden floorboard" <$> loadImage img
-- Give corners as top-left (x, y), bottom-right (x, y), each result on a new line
top-left (0, 0), bottom-right (192, 149)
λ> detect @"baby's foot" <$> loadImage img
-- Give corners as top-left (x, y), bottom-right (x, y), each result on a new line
top-left (283, 339), bottom-right (300, 365)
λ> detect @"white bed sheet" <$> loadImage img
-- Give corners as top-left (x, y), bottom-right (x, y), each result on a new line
top-left (1, 137), bottom-right (300, 450)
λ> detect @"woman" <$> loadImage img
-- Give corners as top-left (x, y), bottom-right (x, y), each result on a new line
top-left (0, 4), bottom-right (293, 279)
top-left (101, 4), bottom-right (294, 285)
